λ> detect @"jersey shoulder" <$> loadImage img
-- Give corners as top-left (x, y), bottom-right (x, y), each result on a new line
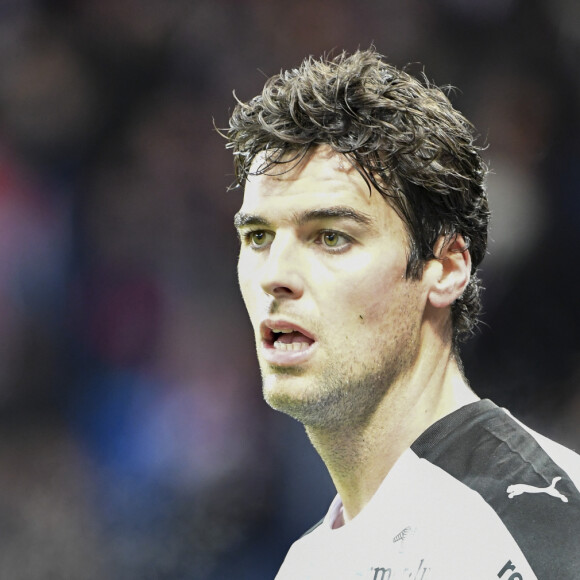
top-left (412, 399), bottom-right (580, 578)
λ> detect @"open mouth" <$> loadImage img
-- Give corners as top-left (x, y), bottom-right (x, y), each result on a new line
top-left (262, 323), bottom-right (316, 352)
top-left (270, 329), bottom-right (314, 351)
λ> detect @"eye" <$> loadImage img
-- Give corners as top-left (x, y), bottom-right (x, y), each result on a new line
top-left (251, 231), bottom-right (267, 245)
top-left (318, 230), bottom-right (351, 250)
top-left (322, 232), bottom-right (340, 247)
top-left (243, 230), bottom-right (274, 249)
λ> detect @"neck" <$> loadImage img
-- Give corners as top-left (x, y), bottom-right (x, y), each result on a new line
top-left (305, 345), bottom-right (478, 524)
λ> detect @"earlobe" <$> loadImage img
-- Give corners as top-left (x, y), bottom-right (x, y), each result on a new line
top-left (427, 234), bottom-right (471, 309)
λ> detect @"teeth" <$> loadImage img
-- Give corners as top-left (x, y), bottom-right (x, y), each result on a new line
top-left (272, 328), bottom-right (294, 333)
top-left (273, 341), bottom-right (310, 351)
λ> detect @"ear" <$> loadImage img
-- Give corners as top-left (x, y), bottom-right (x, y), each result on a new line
top-left (425, 234), bottom-right (471, 309)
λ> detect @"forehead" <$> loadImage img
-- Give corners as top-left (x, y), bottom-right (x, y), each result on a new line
top-left (239, 146), bottom-right (401, 229)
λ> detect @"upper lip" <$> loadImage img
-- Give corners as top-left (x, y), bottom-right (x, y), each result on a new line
top-left (260, 319), bottom-right (316, 342)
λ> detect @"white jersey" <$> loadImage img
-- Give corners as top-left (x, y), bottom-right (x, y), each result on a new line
top-left (276, 400), bottom-right (580, 579)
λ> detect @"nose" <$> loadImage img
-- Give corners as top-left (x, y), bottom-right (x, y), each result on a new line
top-left (259, 234), bottom-right (305, 299)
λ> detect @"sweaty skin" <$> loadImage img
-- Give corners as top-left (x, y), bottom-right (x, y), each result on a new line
top-left (235, 146), bottom-right (478, 522)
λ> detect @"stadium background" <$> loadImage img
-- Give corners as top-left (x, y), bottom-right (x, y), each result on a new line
top-left (0, 1), bottom-right (579, 577)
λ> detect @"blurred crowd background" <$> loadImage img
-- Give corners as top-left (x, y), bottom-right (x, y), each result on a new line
top-left (0, 0), bottom-right (579, 577)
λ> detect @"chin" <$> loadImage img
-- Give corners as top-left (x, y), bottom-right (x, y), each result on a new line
top-left (262, 381), bottom-right (346, 430)
top-left (262, 376), bottom-right (319, 417)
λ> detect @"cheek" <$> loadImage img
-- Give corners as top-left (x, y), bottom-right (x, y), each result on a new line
top-left (345, 274), bottom-right (423, 347)
top-left (237, 259), bottom-right (256, 314)
top-left (343, 263), bottom-right (405, 316)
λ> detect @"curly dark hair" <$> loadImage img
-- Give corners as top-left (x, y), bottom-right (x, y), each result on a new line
top-left (225, 48), bottom-right (489, 346)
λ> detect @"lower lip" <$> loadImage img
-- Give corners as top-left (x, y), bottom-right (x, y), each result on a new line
top-left (260, 340), bottom-right (317, 366)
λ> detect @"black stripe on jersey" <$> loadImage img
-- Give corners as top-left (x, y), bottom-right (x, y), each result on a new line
top-left (411, 399), bottom-right (580, 579)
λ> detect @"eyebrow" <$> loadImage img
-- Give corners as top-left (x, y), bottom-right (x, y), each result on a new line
top-left (233, 213), bottom-right (270, 229)
top-left (234, 206), bottom-right (373, 230)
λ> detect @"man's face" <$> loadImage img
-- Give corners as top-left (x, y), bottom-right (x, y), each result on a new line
top-left (235, 146), bottom-right (429, 429)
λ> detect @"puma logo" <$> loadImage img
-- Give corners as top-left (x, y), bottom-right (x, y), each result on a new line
top-left (506, 476), bottom-right (568, 502)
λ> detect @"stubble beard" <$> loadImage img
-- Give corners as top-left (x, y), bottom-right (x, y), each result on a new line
top-left (261, 344), bottom-right (416, 432)
top-left (260, 284), bottom-right (424, 432)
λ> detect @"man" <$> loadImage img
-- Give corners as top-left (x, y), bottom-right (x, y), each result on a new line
top-left (225, 49), bottom-right (580, 578)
